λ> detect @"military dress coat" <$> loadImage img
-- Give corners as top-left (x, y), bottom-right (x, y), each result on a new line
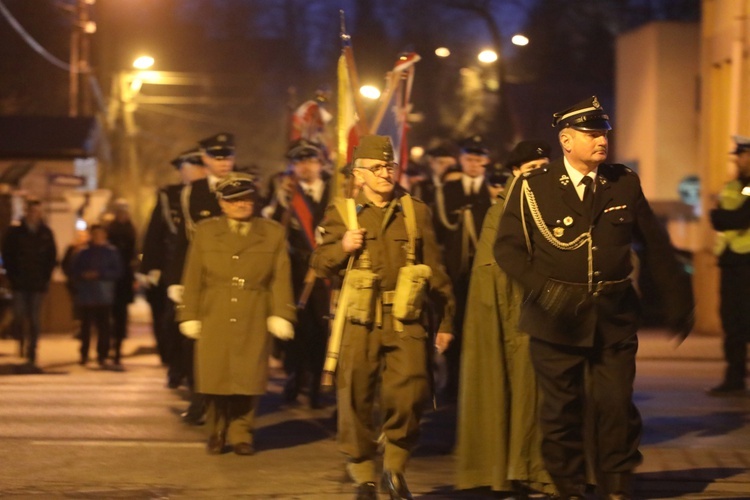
top-left (456, 199), bottom-right (553, 494)
top-left (179, 216), bottom-right (296, 396)
top-left (494, 158), bottom-right (694, 347)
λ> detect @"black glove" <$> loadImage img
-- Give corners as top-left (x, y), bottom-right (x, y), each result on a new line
top-left (536, 279), bottom-right (590, 321)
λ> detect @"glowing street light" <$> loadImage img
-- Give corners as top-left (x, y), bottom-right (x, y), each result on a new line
top-left (360, 85), bottom-right (381, 100)
top-left (435, 47), bottom-right (451, 58)
top-left (512, 34), bottom-right (529, 46)
top-left (133, 56), bottom-right (155, 70)
top-left (477, 49), bottom-right (498, 64)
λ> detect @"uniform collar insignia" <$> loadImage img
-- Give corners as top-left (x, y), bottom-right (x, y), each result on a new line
top-left (559, 174), bottom-right (570, 186)
top-left (598, 176), bottom-right (607, 185)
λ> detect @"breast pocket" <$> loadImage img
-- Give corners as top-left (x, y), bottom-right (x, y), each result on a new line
top-left (603, 209), bottom-right (634, 244)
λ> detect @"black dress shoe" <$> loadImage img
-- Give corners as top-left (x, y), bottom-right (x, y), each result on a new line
top-left (180, 411), bottom-right (205, 426)
top-left (233, 442), bottom-right (254, 455)
top-left (355, 482), bottom-right (377, 500)
top-left (206, 435), bottom-right (225, 455)
top-left (381, 471), bottom-right (413, 500)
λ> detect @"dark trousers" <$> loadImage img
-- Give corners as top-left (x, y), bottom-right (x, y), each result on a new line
top-left (205, 395), bottom-right (257, 445)
top-left (111, 299), bottom-right (129, 364)
top-left (80, 305), bottom-right (112, 364)
top-left (11, 291), bottom-right (44, 363)
top-left (719, 264), bottom-right (750, 386)
top-left (145, 284), bottom-right (168, 364)
top-left (529, 334), bottom-right (642, 497)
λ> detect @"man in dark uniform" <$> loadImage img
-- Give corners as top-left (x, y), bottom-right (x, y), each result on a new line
top-left (169, 132), bottom-right (236, 424)
top-left (311, 135), bottom-right (455, 500)
top-left (494, 97), bottom-right (694, 499)
top-left (266, 139), bottom-right (332, 408)
top-left (434, 135), bottom-right (493, 398)
top-left (140, 147), bottom-right (206, 387)
top-left (708, 135), bottom-right (750, 395)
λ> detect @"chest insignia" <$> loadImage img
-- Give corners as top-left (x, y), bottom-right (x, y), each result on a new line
top-left (200, 210), bottom-right (211, 217)
top-left (603, 204), bottom-right (627, 213)
top-left (563, 216), bottom-right (574, 226)
top-left (553, 227), bottom-right (565, 237)
top-left (559, 174), bottom-right (570, 186)
top-left (598, 176), bottom-right (607, 185)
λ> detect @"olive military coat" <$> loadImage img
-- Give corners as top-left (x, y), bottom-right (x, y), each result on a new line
top-left (179, 216), bottom-right (296, 395)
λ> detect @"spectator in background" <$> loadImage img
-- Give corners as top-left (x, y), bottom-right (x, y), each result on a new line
top-left (71, 224), bottom-right (123, 370)
top-left (1, 198), bottom-right (57, 367)
top-left (106, 199), bottom-right (137, 366)
top-left (62, 228), bottom-right (90, 336)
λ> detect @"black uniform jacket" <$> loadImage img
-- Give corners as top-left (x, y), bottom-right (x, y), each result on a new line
top-left (140, 183), bottom-right (185, 286)
top-left (439, 177), bottom-right (493, 279)
top-left (494, 158), bottom-right (694, 347)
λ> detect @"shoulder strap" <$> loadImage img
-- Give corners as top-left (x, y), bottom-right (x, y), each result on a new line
top-left (400, 194), bottom-right (418, 264)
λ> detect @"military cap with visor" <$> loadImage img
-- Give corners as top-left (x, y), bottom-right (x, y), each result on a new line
top-left (504, 140), bottom-right (551, 171)
top-left (458, 135), bottom-right (490, 156)
top-left (352, 135), bottom-right (395, 163)
top-left (732, 135), bottom-right (750, 155)
top-left (425, 145), bottom-right (455, 159)
top-left (199, 132), bottom-right (236, 159)
top-left (552, 96), bottom-right (612, 131)
top-left (215, 172), bottom-right (257, 201)
top-left (286, 139), bottom-right (323, 161)
top-left (170, 147), bottom-right (204, 169)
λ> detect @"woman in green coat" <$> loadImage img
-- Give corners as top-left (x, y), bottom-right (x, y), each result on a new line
top-left (179, 173), bottom-right (296, 455)
top-left (456, 141), bottom-right (555, 495)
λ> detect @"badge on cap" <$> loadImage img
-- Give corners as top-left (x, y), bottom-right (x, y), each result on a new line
top-left (200, 210), bottom-right (210, 217)
top-left (592, 97), bottom-right (601, 109)
top-left (559, 174), bottom-right (570, 186)
top-left (563, 216), bottom-right (573, 226)
top-left (553, 227), bottom-right (565, 237)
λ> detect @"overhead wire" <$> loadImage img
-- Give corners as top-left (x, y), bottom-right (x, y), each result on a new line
top-left (0, 0), bottom-right (77, 72)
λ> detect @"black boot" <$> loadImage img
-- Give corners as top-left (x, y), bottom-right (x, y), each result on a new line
top-left (381, 471), bottom-right (413, 500)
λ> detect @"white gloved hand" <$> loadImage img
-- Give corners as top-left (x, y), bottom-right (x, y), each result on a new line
top-left (135, 272), bottom-right (150, 288)
top-left (267, 316), bottom-right (294, 340)
top-left (147, 269), bottom-right (161, 286)
top-left (179, 320), bottom-right (202, 339)
top-left (167, 284), bottom-right (184, 304)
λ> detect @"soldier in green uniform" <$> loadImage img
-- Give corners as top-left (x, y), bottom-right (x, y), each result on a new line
top-left (494, 98), bottom-right (694, 499)
top-left (311, 135), bottom-right (455, 500)
top-left (178, 173), bottom-right (296, 455)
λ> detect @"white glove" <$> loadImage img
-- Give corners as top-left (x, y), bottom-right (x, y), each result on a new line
top-left (147, 269), bottom-right (161, 286)
top-left (179, 320), bottom-right (202, 339)
top-left (267, 316), bottom-right (294, 340)
top-left (167, 284), bottom-right (184, 304)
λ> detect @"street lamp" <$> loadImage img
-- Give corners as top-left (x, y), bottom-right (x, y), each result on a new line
top-left (435, 47), bottom-right (451, 58)
top-left (477, 49), bottom-right (498, 64)
top-left (360, 85), bottom-right (381, 100)
top-left (133, 56), bottom-right (155, 70)
top-left (511, 34), bottom-right (529, 46)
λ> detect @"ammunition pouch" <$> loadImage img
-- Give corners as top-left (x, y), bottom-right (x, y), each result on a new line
top-left (344, 268), bottom-right (380, 325)
top-left (392, 264), bottom-right (432, 322)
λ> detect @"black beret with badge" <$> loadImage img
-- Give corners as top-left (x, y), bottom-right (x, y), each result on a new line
top-left (170, 147), bottom-right (204, 169)
top-left (286, 139), bottom-right (323, 161)
top-left (352, 135), bottom-right (395, 163)
top-left (458, 135), bottom-right (490, 156)
top-left (215, 172), bottom-right (257, 200)
top-left (504, 140), bottom-right (551, 171)
top-left (552, 96), bottom-right (612, 131)
top-left (199, 132), bottom-right (235, 159)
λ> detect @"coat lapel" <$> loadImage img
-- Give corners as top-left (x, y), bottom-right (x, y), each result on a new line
top-left (550, 160), bottom-right (585, 216)
top-left (592, 166), bottom-right (614, 221)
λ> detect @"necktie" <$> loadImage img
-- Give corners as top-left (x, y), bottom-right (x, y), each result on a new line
top-left (581, 176), bottom-right (594, 215)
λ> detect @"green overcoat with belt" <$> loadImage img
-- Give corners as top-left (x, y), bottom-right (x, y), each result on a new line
top-left (456, 198), bottom-right (554, 494)
top-left (179, 216), bottom-right (296, 395)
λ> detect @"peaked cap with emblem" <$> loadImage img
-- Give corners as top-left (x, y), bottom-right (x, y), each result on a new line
top-left (458, 135), bottom-right (490, 156)
top-left (215, 172), bottom-right (257, 200)
top-left (170, 147), bottom-right (204, 169)
top-left (552, 96), bottom-right (612, 131)
top-left (732, 135), bottom-right (750, 155)
top-left (286, 139), bottom-right (323, 161)
top-left (199, 132), bottom-right (236, 159)
top-left (505, 140), bottom-right (551, 171)
top-left (352, 135), bottom-right (394, 163)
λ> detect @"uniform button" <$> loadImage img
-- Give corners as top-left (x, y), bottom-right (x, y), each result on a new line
top-left (230, 318), bottom-right (237, 323)
top-left (593, 291), bottom-right (600, 297)
top-left (594, 271), bottom-right (601, 277)
top-left (232, 255), bottom-right (239, 260)
top-left (231, 298), bottom-right (238, 303)
top-left (592, 246), bottom-right (598, 251)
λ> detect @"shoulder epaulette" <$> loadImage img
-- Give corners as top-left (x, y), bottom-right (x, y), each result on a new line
top-left (523, 166), bottom-right (549, 178)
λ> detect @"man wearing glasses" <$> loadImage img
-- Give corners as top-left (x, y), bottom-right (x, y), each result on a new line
top-left (311, 135), bottom-right (455, 500)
